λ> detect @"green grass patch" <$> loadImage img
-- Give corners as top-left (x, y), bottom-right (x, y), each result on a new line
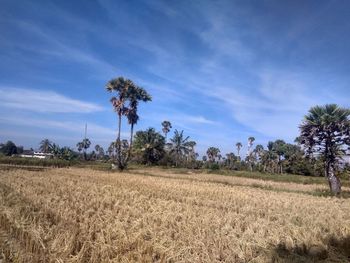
top-left (0, 156), bottom-right (77, 168)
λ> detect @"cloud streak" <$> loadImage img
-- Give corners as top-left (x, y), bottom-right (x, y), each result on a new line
top-left (0, 87), bottom-right (104, 113)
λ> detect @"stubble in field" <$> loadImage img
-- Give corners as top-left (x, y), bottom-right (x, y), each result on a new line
top-left (0, 168), bottom-right (350, 262)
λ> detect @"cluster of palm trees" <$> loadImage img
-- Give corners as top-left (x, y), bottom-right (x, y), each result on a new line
top-left (106, 77), bottom-right (151, 170)
top-left (130, 122), bottom-right (198, 167)
top-left (39, 139), bottom-right (77, 160)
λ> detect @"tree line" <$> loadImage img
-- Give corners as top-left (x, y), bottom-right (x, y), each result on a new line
top-left (105, 77), bottom-right (350, 195)
top-left (1, 77), bottom-right (349, 195)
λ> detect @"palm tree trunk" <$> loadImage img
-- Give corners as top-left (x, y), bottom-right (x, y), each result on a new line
top-left (127, 123), bottom-right (134, 162)
top-left (117, 113), bottom-right (125, 170)
top-left (117, 113), bottom-right (121, 149)
top-left (326, 162), bottom-right (341, 195)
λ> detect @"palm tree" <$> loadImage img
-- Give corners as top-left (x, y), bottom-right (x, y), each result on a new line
top-left (168, 130), bottom-right (194, 167)
top-left (133, 128), bottom-right (165, 164)
top-left (106, 77), bottom-right (132, 168)
top-left (187, 141), bottom-right (197, 162)
top-left (125, 86), bottom-right (151, 161)
top-left (299, 104), bottom-right (350, 194)
top-left (95, 145), bottom-right (104, 160)
top-left (106, 77), bottom-right (151, 170)
top-left (52, 143), bottom-right (61, 159)
top-left (76, 142), bottom-right (84, 154)
top-left (108, 141), bottom-right (116, 159)
top-left (39, 139), bottom-right (53, 153)
top-left (272, 140), bottom-right (286, 173)
top-left (254, 144), bottom-right (264, 170)
top-left (206, 147), bottom-right (220, 162)
top-left (247, 137), bottom-right (255, 171)
top-left (236, 142), bottom-right (242, 161)
top-left (77, 138), bottom-right (91, 161)
top-left (247, 137), bottom-right (255, 154)
top-left (95, 144), bottom-right (100, 152)
top-left (161, 121), bottom-right (172, 141)
top-left (225, 153), bottom-right (237, 169)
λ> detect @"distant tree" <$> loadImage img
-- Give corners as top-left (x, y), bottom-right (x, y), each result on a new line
top-left (76, 142), bottom-right (84, 154)
top-left (168, 130), bottom-right (194, 167)
top-left (254, 144), bottom-right (264, 158)
top-left (246, 137), bottom-right (255, 171)
top-left (133, 128), bottom-right (165, 164)
top-left (77, 138), bottom-right (91, 160)
top-left (60, 147), bottom-right (77, 161)
top-left (39, 139), bottom-right (53, 153)
top-left (94, 145), bottom-right (104, 160)
top-left (186, 141), bottom-right (197, 162)
top-left (254, 144), bottom-right (264, 170)
top-left (98, 146), bottom-right (105, 159)
top-left (161, 121), bottom-right (172, 140)
top-left (108, 142), bottom-right (116, 159)
top-left (236, 142), bottom-right (242, 161)
top-left (16, 146), bottom-right (24, 154)
top-left (247, 137), bottom-right (255, 155)
top-left (206, 147), bottom-right (220, 162)
top-left (225, 152), bottom-right (237, 169)
top-left (51, 143), bottom-right (61, 158)
top-left (299, 104), bottom-right (350, 194)
top-left (271, 140), bottom-right (287, 173)
top-left (0, 141), bottom-right (17, 156)
top-left (95, 144), bottom-right (101, 153)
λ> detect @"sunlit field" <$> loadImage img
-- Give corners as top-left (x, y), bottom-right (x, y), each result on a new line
top-left (1, 167), bottom-right (350, 262)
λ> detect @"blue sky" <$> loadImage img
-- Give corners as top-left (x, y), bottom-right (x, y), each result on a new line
top-left (0, 0), bottom-right (349, 156)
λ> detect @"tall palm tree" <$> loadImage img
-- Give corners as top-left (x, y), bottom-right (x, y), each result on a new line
top-left (168, 130), bottom-right (194, 167)
top-left (236, 142), bottom-right (242, 161)
top-left (161, 121), bottom-right (172, 141)
top-left (106, 77), bottom-right (132, 167)
top-left (125, 86), bottom-right (151, 161)
top-left (247, 137), bottom-right (255, 172)
top-left (299, 104), bottom-right (350, 194)
top-left (39, 139), bottom-right (53, 153)
top-left (106, 77), bottom-right (151, 170)
top-left (206, 147), bottom-right (220, 162)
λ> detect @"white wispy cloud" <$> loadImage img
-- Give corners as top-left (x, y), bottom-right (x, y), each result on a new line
top-left (0, 116), bottom-right (113, 135)
top-left (8, 19), bottom-right (119, 78)
top-left (0, 87), bottom-right (104, 113)
top-left (181, 115), bottom-right (216, 125)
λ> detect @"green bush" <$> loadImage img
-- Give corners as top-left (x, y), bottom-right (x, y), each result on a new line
top-left (209, 163), bottom-right (220, 170)
top-left (0, 156), bottom-right (77, 167)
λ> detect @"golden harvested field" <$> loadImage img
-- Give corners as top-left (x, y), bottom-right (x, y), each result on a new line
top-left (0, 168), bottom-right (350, 262)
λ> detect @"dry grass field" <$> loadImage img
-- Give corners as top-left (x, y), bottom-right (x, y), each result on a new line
top-left (0, 167), bottom-right (350, 262)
